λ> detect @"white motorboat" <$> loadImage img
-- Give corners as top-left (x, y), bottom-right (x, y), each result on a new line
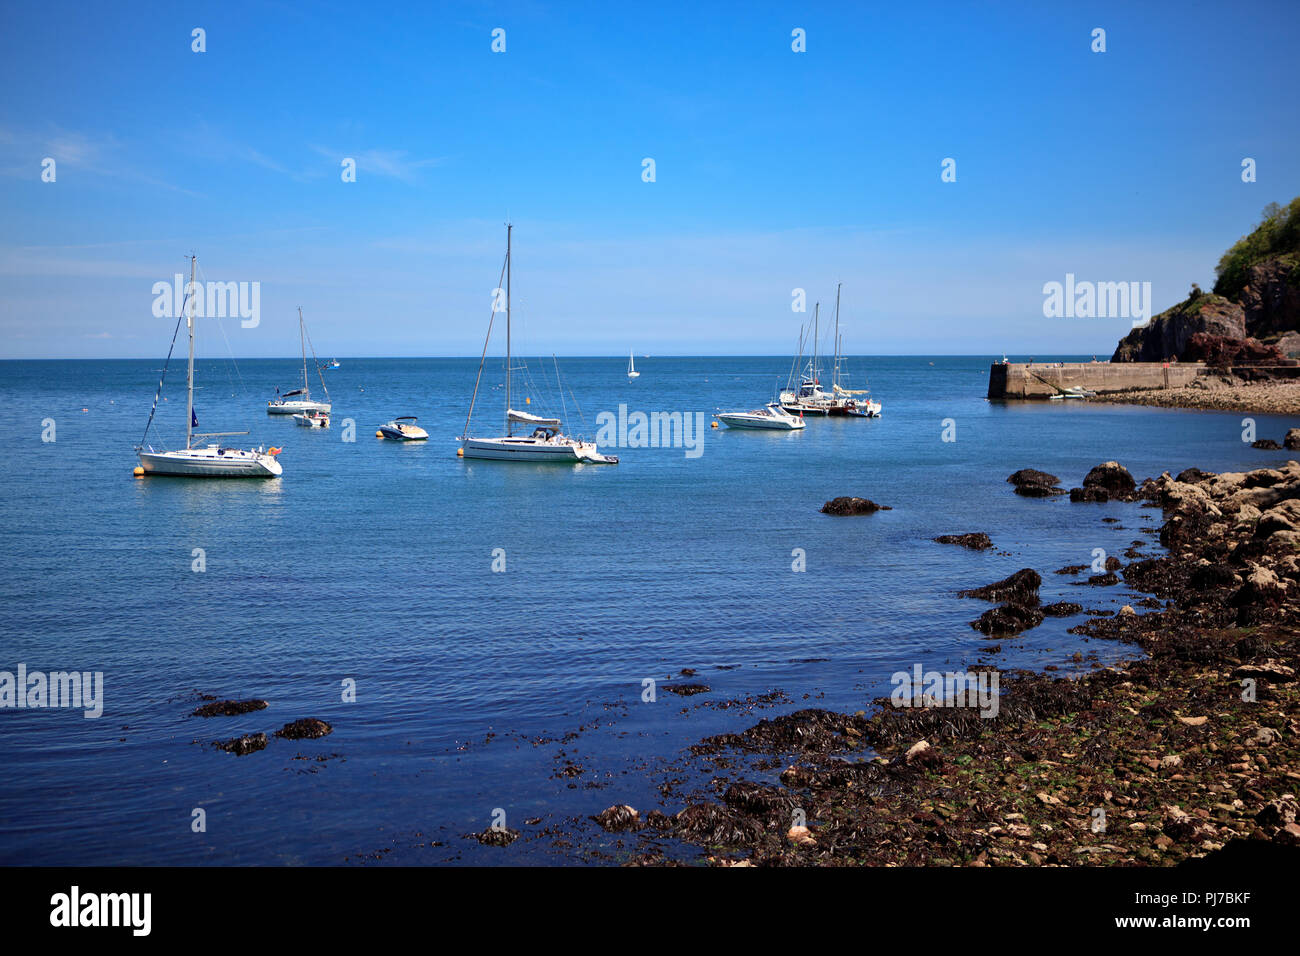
top-left (294, 409), bottom-right (330, 427)
top-left (627, 350), bottom-right (640, 379)
top-left (378, 416), bottom-right (428, 441)
top-left (268, 307), bottom-right (332, 414)
top-left (717, 402), bottom-right (806, 430)
top-left (459, 224), bottom-right (618, 465)
top-left (135, 256), bottom-right (283, 478)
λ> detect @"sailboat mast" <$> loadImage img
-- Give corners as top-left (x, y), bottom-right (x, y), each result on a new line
top-left (833, 281), bottom-right (841, 389)
top-left (299, 307), bottom-right (309, 399)
top-left (813, 302), bottom-right (820, 384)
top-left (505, 222), bottom-right (512, 435)
top-left (185, 255), bottom-right (196, 450)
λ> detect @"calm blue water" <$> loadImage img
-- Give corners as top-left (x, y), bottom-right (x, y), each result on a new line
top-left (0, 355), bottom-right (1291, 864)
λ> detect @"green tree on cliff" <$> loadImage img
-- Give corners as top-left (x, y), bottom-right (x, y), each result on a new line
top-left (1214, 197), bottom-right (1300, 299)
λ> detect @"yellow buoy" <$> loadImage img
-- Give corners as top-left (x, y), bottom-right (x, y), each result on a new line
top-left (132, 466), bottom-right (145, 478)
top-left (375, 431), bottom-right (383, 438)
top-left (456, 447), bottom-right (464, 457)
top-left (711, 421), bottom-right (719, 429)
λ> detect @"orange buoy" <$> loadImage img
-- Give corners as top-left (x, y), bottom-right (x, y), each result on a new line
top-left (456, 447), bottom-right (464, 457)
top-left (376, 431), bottom-right (384, 438)
top-left (132, 466), bottom-right (145, 478)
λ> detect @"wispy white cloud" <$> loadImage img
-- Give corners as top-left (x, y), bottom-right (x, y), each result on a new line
top-left (311, 145), bottom-right (444, 183)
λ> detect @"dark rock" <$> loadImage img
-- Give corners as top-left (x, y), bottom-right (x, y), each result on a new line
top-left (1007, 468), bottom-right (1060, 488)
top-left (214, 732), bottom-right (267, 756)
top-left (1105, 556), bottom-right (1123, 571)
top-left (933, 532), bottom-right (994, 550)
top-left (970, 603), bottom-right (1044, 635)
top-left (1055, 564), bottom-right (1088, 575)
top-left (821, 496), bottom-right (891, 515)
top-left (193, 699), bottom-right (268, 718)
top-left (662, 683), bottom-right (709, 696)
top-left (1082, 572), bottom-right (1120, 586)
top-left (959, 568), bottom-right (1042, 604)
top-left (1082, 461), bottom-right (1136, 496)
top-left (274, 718), bottom-right (332, 740)
top-left (1042, 601), bottom-right (1084, 617)
top-left (1015, 483), bottom-right (1067, 498)
top-left (1252, 439), bottom-right (1283, 450)
top-left (1286, 429), bottom-right (1300, 451)
top-left (1176, 467), bottom-right (1214, 483)
top-left (1070, 486), bottom-right (1109, 503)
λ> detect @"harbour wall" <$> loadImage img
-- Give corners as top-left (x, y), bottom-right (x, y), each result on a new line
top-left (987, 362), bottom-right (1207, 399)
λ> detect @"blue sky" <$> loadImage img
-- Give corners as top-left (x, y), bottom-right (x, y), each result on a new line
top-left (1, 0), bottom-right (1297, 358)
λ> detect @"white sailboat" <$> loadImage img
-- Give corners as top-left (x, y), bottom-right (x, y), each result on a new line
top-left (780, 284), bottom-right (881, 417)
top-left (136, 256), bottom-right (283, 478)
top-left (627, 350), bottom-right (640, 379)
top-left (460, 224), bottom-right (618, 464)
top-left (268, 307), bottom-right (332, 415)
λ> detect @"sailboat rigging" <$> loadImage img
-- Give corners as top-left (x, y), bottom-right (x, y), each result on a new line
top-left (460, 224), bottom-right (618, 464)
top-left (268, 307), bottom-right (332, 415)
top-left (135, 256), bottom-right (283, 478)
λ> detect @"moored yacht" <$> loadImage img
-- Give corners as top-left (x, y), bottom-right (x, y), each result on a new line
top-left (717, 402), bottom-right (806, 430)
top-left (378, 416), bottom-right (428, 441)
top-left (459, 224), bottom-right (618, 465)
top-left (135, 256), bottom-right (283, 478)
top-left (268, 308), bottom-right (332, 415)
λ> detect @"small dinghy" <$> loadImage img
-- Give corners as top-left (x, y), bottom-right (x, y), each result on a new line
top-left (293, 409), bottom-right (330, 428)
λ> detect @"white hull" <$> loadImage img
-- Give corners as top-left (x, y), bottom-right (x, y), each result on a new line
top-left (138, 447), bottom-right (282, 478)
top-left (294, 413), bottom-right (329, 427)
top-left (718, 414), bottom-right (804, 430)
top-left (379, 424), bottom-right (428, 441)
top-left (268, 400), bottom-right (331, 415)
top-left (461, 436), bottom-right (617, 464)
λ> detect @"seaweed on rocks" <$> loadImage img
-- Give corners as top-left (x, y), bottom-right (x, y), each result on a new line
top-left (821, 497), bottom-right (892, 515)
top-left (473, 827), bottom-right (520, 846)
top-left (594, 805), bottom-right (642, 831)
top-left (213, 732), bottom-right (267, 756)
top-left (934, 533), bottom-right (994, 550)
top-left (959, 569), bottom-right (1041, 604)
top-left (970, 603), bottom-right (1045, 635)
top-left (275, 718), bottom-right (333, 740)
top-left (1041, 601), bottom-right (1083, 617)
top-left (193, 699), bottom-right (268, 718)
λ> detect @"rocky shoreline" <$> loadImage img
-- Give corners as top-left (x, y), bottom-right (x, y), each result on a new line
top-left (1092, 380), bottom-right (1300, 416)
top-left (603, 461), bottom-right (1300, 866)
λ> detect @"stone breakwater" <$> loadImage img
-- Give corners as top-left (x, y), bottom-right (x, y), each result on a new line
top-left (593, 461), bottom-right (1300, 867)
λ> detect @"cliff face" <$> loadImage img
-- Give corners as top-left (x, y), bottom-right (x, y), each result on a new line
top-left (1241, 257), bottom-right (1300, 346)
top-left (1113, 197), bottom-right (1300, 363)
top-left (1112, 294), bottom-right (1245, 362)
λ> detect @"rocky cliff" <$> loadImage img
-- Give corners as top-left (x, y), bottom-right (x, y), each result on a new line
top-left (1113, 197), bottom-right (1300, 364)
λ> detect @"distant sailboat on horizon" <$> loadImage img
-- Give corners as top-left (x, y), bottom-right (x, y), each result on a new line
top-left (628, 350), bottom-right (640, 379)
